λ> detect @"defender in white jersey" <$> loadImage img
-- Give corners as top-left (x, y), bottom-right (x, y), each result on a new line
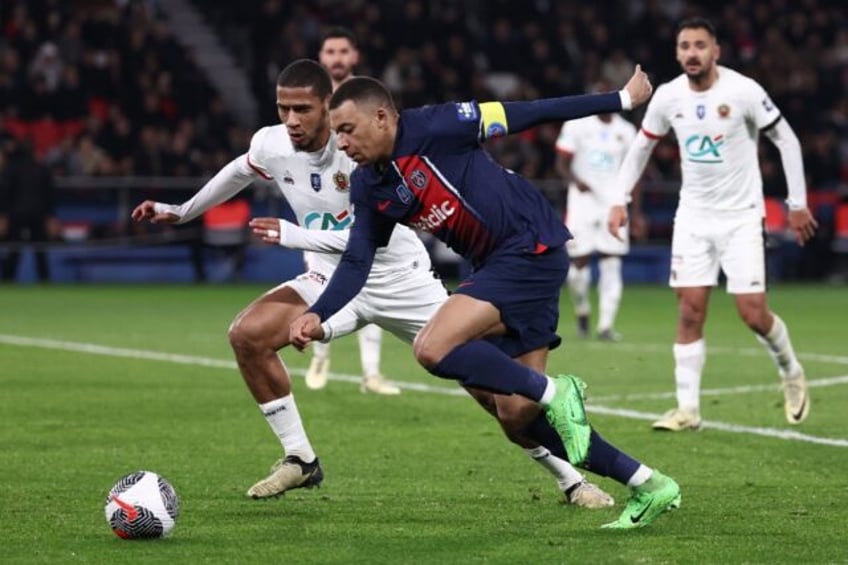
top-left (555, 87), bottom-right (638, 340)
top-left (608, 18), bottom-right (818, 430)
top-left (132, 60), bottom-right (612, 508)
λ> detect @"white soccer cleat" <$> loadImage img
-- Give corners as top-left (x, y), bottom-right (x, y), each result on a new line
top-left (247, 455), bottom-right (324, 499)
top-left (564, 480), bottom-right (615, 509)
top-left (360, 374), bottom-right (401, 395)
top-left (305, 357), bottom-right (330, 390)
top-left (652, 407), bottom-right (702, 431)
top-left (783, 371), bottom-right (810, 425)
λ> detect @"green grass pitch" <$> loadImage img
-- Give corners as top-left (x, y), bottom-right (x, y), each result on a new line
top-left (1, 283), bottom-right (846, 563)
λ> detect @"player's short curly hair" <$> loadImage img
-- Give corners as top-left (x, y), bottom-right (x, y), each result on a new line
top-left (329, 77), bottom-right (396, 112)
top-left (276, 59), bottom-right (333, 100)
top-left (677, 17), bottom-right (717, 38)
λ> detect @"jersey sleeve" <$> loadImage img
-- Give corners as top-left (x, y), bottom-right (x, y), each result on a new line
top-left (555, 121), bottom-right (577, 154)
top-left (407, 103), bottom-right (485, 151)
top-left (246, 127), bottom-right (274, 180)
top-left (745, 79), bottom-right (782, 130)
top-left (639, 85), bottom-right (671, 139)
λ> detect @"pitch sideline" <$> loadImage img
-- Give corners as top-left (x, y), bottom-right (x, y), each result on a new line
top-left (2, 333), bottom-right (846, 448)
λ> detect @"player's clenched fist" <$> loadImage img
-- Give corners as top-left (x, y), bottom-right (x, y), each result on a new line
top-left (290, 312), bottom-right (324, 351)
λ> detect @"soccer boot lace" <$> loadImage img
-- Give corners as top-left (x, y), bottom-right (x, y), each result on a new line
top-left (564, 480), bottom-right (615, 509)
top-left (305, 357), bottom-right (330, 390)
top-left (360, 374), bottom-right (401, 395)
top-left (247, 455), bottom-right (324, 499)
top-left (545, 375), bottom-right (591, 466)
top-left (602, 470), bottom-right (681, 529)
top-left (652, 407), bottom-right (702, 431)
top-left (783, 371), bottom-right (810, 424)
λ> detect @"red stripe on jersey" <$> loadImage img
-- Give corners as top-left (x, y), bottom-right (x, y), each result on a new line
top-left (246, 154), bottom-right (273, 180)
top-left (641, 127), bottom-right (662, 140)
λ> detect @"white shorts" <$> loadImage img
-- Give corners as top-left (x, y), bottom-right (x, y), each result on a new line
top-left (670, 207), bottom-right (766, 294)
top-left (565, 196), bottom-right (629, 257)
top-left (281, 254), bottom-right (448, 344)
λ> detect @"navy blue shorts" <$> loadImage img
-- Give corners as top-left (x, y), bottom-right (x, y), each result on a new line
top-left (453, 244), bottom-right (569, 358)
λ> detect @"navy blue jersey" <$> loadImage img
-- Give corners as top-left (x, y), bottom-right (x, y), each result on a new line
top-left (351, 102), bottom-right (571, 266)
top-left (309, 92), bottom-right (624, 321)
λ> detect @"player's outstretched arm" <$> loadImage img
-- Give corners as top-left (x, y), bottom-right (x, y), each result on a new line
top-left (250, 217), bottom-right (350, 253)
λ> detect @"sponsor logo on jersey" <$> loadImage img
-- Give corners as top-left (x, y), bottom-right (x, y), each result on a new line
top-left (455, 101), bottom-right (478, 122)
top-left (409, 200), bottom-right (456, 232)
top-left (684, 134), bottom-right (725, 163)
top-left (409, 169), bottom-right (427, 190)
top-left (310, 173), bottom-right (322, 192)
top-left (304, 209), bottom-right (351, 230)
top-left (396, 184), bottom-right (413, 204)
top-left (696, 104), bottom-right (706, 119)
top-left (333, 171), bottom-right (349, 192)
top-left (718, 104), bottom-right (730, 118)
top-left (762, 97), bottom-right (775, 112)
top-left (283, 170), bottom-right (295, 184)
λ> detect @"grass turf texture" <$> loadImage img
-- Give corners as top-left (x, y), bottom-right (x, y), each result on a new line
top-left (1, 284), bottom-right (846, 563)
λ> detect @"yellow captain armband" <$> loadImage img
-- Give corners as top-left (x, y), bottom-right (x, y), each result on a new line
top-left (479, 102), bottom-right (508, 139)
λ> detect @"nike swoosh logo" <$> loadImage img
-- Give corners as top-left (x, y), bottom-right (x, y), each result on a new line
top-left (791, 391), bottom-right (808, 421)
top-left (377, 200), bottom-right (392, 212)
top-left (111, 494), bottom-right (139, 521)
top-left (630, 501), bottom-right (652, 524)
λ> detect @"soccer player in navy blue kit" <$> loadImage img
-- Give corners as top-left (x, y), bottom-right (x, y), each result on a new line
top-left (290, 68), bottom-right (681, 529)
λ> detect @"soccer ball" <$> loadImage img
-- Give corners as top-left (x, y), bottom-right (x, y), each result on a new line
top-left (104, 471), bottom-right (180, 539)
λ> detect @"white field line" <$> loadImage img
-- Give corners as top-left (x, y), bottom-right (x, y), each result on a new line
top-left (1, 334), bottom-right (845, 447)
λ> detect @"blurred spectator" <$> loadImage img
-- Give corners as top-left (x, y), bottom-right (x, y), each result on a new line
top-left (0, 139), bottom-right (60, 282)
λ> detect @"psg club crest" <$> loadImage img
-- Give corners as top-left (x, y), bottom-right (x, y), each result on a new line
top-left (409, 169), bottom-right (427, 190)
top-left (310, 173), bottom-right (322, 192)
top-left (696, 104), bottom-right (706, 120)
top-left (718, 104), bottom-right (731, 118)
top-left (333, 171), bottom-right (349, 192)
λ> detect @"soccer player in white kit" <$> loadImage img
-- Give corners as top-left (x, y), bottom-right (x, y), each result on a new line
top-left (608, 18), bottom-right (818, 430)
top-left (555, 84), bottom-right (638, 341)
top-left (133, 59), bottom-right (612, 507)
top-left (306, 26), bottom-right (395, 394)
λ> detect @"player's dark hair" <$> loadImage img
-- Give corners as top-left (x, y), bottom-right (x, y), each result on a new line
top-left (329, 76), bottom-right (396, 112)
top-left (320, 26), bottom-right (358, 49)
top-left (677, 17), bottom-right (717, 38)
top-left (276, 59), bottom-right (333, 100)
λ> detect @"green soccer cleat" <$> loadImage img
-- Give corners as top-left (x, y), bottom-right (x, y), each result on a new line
top-left (544, 375), bottom-right (591, 466)
top-left (602, 470), bottom-right (681, 529)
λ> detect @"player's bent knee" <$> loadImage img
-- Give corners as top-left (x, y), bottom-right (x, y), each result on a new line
top-left (412, 335), bottom-right (450, 370)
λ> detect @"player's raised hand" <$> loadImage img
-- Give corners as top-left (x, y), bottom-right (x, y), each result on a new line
top-left (788, 207), bottom-right (818, 246)
top-left (607, 204), bottom-right (629, 241)
top-left (623, 64), bottom-right (653, 108)
top-left (290, 312), bottom-right (323, 351)
top-left (249, 217), bottom-right (283, 245)
top-left (131, 200), bottom-right (180, 224)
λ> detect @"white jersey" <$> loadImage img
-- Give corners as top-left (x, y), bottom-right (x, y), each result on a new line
top-left (247, 125), bottom-right (428, 275)
top-left (641, 65), bottom-right (781, 213)
top-left (555, 114), bottom-right (636, 209)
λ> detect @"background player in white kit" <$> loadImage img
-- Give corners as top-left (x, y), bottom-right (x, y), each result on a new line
top-left (555, 81), bottom-right (639, 341)
top-left (608, 18), bottom-right (818, 431)
top-left (133, 59), bottom-right (612, 507)
top-left (306, 26), bottom-right (396, 395)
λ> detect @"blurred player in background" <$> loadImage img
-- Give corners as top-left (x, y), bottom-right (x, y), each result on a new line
top-left (608, 18), bottom-right (818, 431)
top-left (134, 59), bottom-right (612, 508)
top-left (291, 68), bottom-right (684, 529)
top-left (555, 80), bottom-right (640, 341)
top-left (308, 26), bottom-right (396, 394)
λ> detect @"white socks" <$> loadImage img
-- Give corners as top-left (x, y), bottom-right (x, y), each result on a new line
top-left (525, 446), bottom-right (583, 490)
top-left (259, 395), bottom-right (316, 462)
top-left (312, 340), bottom-right (330, 361)
top-left (756, 314), bottom-right (803, 379)
top-left (357, 324), bottom-right (382, 377)
top-left (567, 265), bottom-right (591, 317)
top-left (598, 257), bottom-right (622, 332)
top-left (626, 465), bottom-right (653, 488)
top-left (673, 339), bottom-right (706, 412)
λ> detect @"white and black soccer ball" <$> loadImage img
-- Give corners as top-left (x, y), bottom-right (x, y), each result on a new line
top-left (104, 471), bottom-right (180, 539)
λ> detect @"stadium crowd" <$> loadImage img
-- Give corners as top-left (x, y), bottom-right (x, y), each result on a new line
top-left (1, 0), bottom-right (846, 278)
